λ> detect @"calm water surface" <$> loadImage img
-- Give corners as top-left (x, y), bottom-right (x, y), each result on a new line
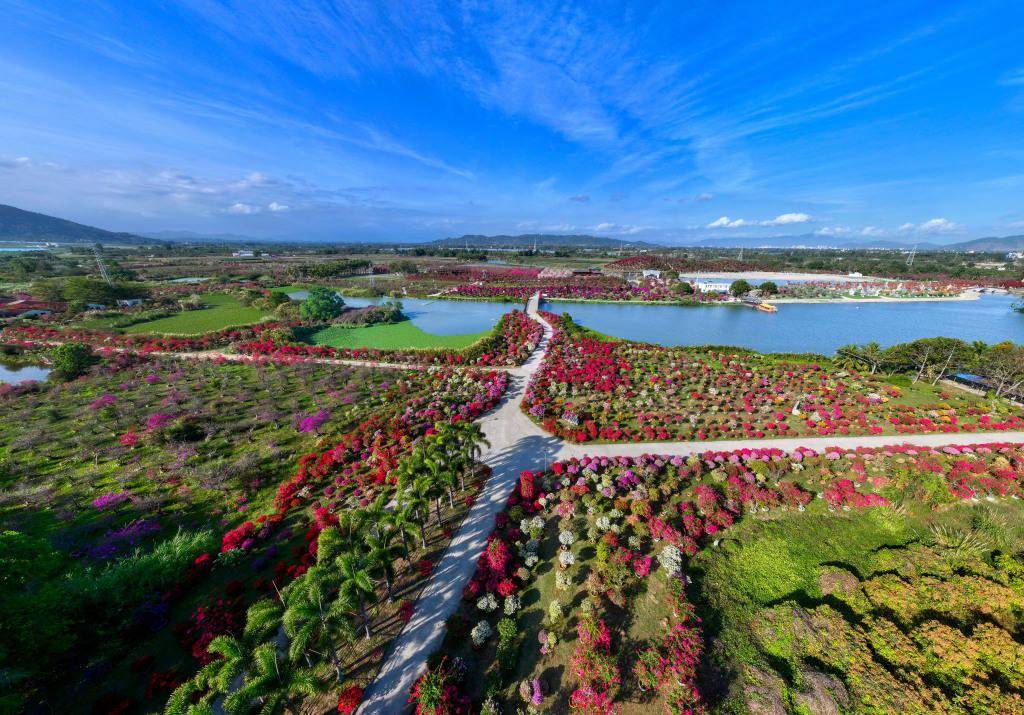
top-left (286, 290), bottom-right (1023, 353)
top-left (0, 362), bottom-right (50, 384)
top-left (287, 293), bottom-right (514, 335)
top-left (545, 294), bottom-right (1024, 353)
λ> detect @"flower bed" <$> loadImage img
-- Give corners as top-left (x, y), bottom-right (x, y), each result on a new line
top-left (433, 441), bottom-right (1024, 713)
top-left (0, 350), bottom-right (509, 712)
top-left (2, 310), bottom-right (544, 367)
top-left (0, 320), bottom-right (289, 352)
top-left (522, 313), bottom-right (1024, 443)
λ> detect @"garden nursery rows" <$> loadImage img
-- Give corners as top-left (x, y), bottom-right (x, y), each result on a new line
top-left (3, 306), bottom-right (1024, 714)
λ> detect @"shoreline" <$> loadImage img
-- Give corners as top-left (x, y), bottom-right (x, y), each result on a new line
top-left (765, 292), bottom-right (979, 305)
top-left (401, 292), bottom-right (980, 307)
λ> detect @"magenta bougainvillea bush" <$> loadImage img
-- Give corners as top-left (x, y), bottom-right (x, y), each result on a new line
top-left (522, 312), bottom-right (1023, 443)
top-left (434, 440), bottom-right (1024, 713)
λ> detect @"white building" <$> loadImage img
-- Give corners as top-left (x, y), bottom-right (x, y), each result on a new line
top-left (695, 280), bottom-right (731, 293)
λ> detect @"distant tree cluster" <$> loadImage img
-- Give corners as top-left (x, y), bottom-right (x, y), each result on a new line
top-left (290, 259), bottom-right (372, 280)
top-left (837, 337), bottom-right (1024, 395)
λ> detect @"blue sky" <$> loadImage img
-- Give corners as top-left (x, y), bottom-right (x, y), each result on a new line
top-left (0, 0), bottom-right (1022, 244)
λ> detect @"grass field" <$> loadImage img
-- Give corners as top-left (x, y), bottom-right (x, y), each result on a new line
top-left (306, 319), bottom-right (485, 350)
top-left (123, 293), bottom-right (269, 335)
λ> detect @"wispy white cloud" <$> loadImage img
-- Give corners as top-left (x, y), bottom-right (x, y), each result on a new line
top-left (814, 225), bottom-right (851, 236)
top-left (707, 216), bottom-right (751, 228)
top-left (861, 226), bottom-right (887, 237)
top-left (227, 202), bottom-right (260, 214)
top-left (708, 212), bottom-right (811, 228)
top-left (593, 222), bottom-right (648, 234)
top-left (900, 217), bottom-right (959, 233)
top-left (762, 212), bottom-right (812, 226)
top-left (1000, 67), bottom-right (1024, 86)
top-left (267, 201), bottom-right (289, 212)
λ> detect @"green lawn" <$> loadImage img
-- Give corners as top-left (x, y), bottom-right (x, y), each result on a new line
top-left (123, 293), bottom-right (269, 335)
top-left (306, 319), bottom-right (485, 350)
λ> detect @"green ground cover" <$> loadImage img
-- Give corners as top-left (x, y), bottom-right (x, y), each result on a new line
top-left (122, 293), bottom-right (270, 335)
top-left (695, 502), bottom-right (1024, 713)
top-left (306, 319), bottom-right (486, 350)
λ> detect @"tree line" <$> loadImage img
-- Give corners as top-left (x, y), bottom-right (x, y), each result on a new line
top-left (836, 337), bottom-right (1024, 396)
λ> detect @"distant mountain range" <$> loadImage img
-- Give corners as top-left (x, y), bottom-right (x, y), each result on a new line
top-left (0, 203), bottom-right (155, 245)
top-left (2, 203), bottom-right (1022, 253)
top-left (946, 235), bottom-right (1024, 252)
top-left (433, 233), bottom-right (663, 249)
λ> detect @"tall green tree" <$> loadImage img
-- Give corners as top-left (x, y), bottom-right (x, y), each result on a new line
top-left (729, 279), bottom-right (752, 297)
top-left (165, 635), bottom-right (251, 715)
top-left (282, 567), bottom-right (356, 683)
top-left (299, 286), bottom-right (346, 322)
top-left (224, 643), bottom-right (323, 714)
top-left (49, 342), bottom-right (96, 381)
top-left (336, 552), bottom-right (375, 640)
top-left (363, 529), bottom-right (403, 602)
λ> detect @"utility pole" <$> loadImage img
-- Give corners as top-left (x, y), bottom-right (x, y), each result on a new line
top-left (906, 244), bottom-right (917, 267)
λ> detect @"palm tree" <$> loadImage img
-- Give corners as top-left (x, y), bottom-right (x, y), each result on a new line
top-left (859, 342), bottom-right (885, 374)
top-left (427, 454), bottom-right (457, 510)
top-left (164, 681), bottom-right (216, 715)
top-left (364, 528), bottom-right (403, 601)
top-left (387, 503), bottom-right (419, 562)
top-left (422, 457), bottom-right (449, 523)
top-left (282, 567), bottom-right (357, 684)
top-left (244, 598), bottom-right (284, 645)
top-left (405, 475), bottom-right (434, 548)
top-left (362, 492), bottom-right (391, 534)
top-left (224, 643), bottom-right (323, 714)
top-left (165, 635), bottom-right (251, 715)
top-left (336, 551), bottom-right (376, 639)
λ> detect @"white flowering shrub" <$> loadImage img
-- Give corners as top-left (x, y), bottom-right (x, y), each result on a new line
top-left (504, 594), bottom-right (521, 615)
top-left (477, 593), bottom-right (499, 613)
top-left (471, 620), bottom-right (493, 646)
top-left (558, 550), bottom-right (576, 568)
top-left (558, 530), bottom-right (576, 547)
top-left (657, 544), bottom-right (683, 577)
top-left (555, 570), bottom-right (573, 591)
top-left (547, 599), bottom-right (563, 624)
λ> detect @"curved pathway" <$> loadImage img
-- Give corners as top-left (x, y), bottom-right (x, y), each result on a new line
top-left (358, 294), bottom-right (1024, 713)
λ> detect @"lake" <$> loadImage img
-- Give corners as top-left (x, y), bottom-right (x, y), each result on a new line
top-left (545, 294), bottom-right (1024, 354)
top-left (0, 361), bottom-right (50, 384)
top-left (287, 291), bottom-right (1023, 354)
top-left (287, 294), bottom-right (516, 336)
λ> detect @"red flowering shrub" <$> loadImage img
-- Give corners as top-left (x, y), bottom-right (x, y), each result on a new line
top-left (337, 685), bottom-right (364, 714)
